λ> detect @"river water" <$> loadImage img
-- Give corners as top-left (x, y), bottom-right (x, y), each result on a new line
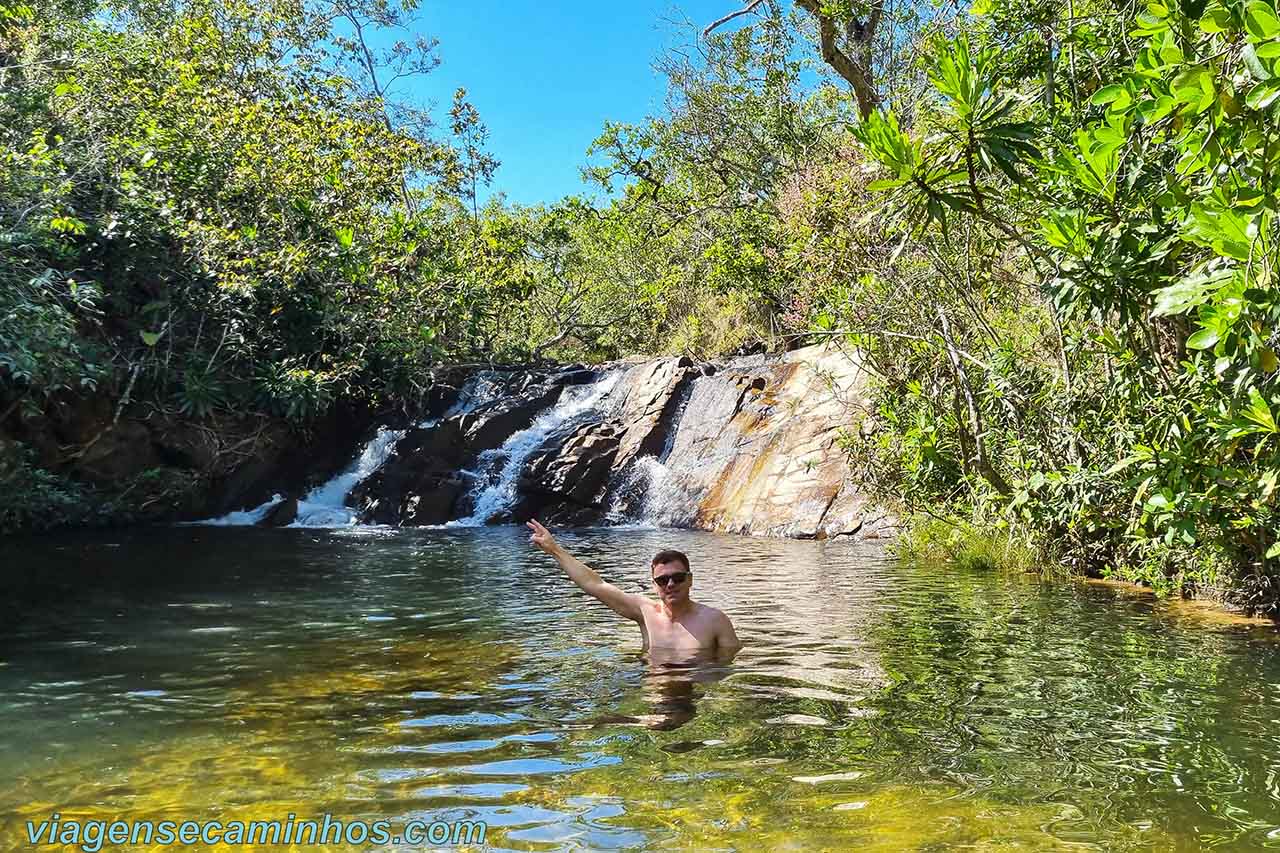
top-left (2, 526), bottom-right (1279, 851)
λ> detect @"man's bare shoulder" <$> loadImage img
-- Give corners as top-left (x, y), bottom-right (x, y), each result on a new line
top-left (694, 602), bottom-right (733, 624)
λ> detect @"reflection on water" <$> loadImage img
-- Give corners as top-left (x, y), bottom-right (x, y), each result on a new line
top-left (2, 526), bottom-right (1280, 850)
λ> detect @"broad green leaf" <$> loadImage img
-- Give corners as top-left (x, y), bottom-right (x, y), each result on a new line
top-left (1182, 202), bottom-right (1256, 260)
top-left (1172, 68), bottom-right (1212, 104)
top-left (1245, 80), bottom-right (1280, 109)
top-left (1159, 29), bottom-right (1184, 63)
top-left (1259, 41), bottom-right (1280, 58)
top-left (1091, 84), bottom-right (1127, 105)
top-left (140, 330), bottom-right (162, 347)
top-left (1104, 456), bottom-right (1142, 474)
top-left (1151, 267), bottom-right (1233, 316)
top-left (1267, 542), bottom-right (1280, 559)
top-left (1243, 387), bottom-right (1278, 431)
top-left (1186, 328), bottom-right (1220, 349)
top-left (1245, 1), bottom-right (1280, 39)
top-left (1200, 3), bottom-right (1233, 30)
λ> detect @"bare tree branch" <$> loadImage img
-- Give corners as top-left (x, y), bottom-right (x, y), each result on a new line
top-left (701, 0), bottom-right (767, 38)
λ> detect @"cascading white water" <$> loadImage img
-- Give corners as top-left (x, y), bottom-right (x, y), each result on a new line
top-left (194, 373), bottom-right (525, 529)
top-left (287, 425), bottom-right (408, 527)
top-left (603, 374), bottom-right (702, 527)
top-left (454, 372), bottom-right (624, 526)
top-left (605, 455), bottom-right (698, 528)
top-left (194, 494), bottom-right (286, 526)
top-left (443, 372), bottom-right (510, 418)
top-left (196, 425), bottom-right (409, 528)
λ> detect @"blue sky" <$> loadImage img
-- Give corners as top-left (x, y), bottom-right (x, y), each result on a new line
top-left (417, 1), bottom-right (735, 207)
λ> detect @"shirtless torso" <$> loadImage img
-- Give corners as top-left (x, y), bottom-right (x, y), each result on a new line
top-left (636, 598), bottom-right (732, 651)
top-left (526, 519), bottom-right (740, 652)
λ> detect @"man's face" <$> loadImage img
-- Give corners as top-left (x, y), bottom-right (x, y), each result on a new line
top-left (651, 561), bottom-right (691, 604)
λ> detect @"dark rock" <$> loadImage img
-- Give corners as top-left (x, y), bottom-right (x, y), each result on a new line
top-left (554, 368), bottom-right (599, 386)
top-left (397, 419), bottom-right (466, 467)
top-left (258, 496), bottom-right (298, 527)
top-left (677, 356), bottom-right (694, 367)
top-left (459, 383), bottom-right (562, 449)
top-left (349, 420), bottom-right (467, 525)
top-left (522, 423), bottom-right (621, 507)
top-left (400, 472), bottom-right (467, 525)
top-left (532, 503), bottom-right (602, 526)
top-left (424, 383), bottom-right (462, 418)
top-left (204, 401), bottom-right (376, 518)
top-left (701, 364), bottom-right (717, 377)
top-left (78, 421), bottom-right (162, 484)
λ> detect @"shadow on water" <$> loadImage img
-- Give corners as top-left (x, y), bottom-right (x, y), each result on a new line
top-left (2, 525), bottom-right (1280, 850)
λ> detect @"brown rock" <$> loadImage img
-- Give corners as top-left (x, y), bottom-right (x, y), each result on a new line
top-left (610, 358), bottom-right (698, 470)
top-left (631, 345), bottom-right (894, 540)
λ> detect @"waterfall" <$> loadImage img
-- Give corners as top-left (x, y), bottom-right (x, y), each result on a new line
top-left (194, 494), bottom-right (286, 526)
top-left (288, 425), bottom-right (408, 527)
top-left (606, 455), bottom-right (698, 528)
top-left (196, 425), bottom-right (409, 528)
top-left (603, 373), bottom-right (702, 527)
top-left (454, 372), bottom-right (624, 525)
top-left (186, 346), bottom-right (883, 539)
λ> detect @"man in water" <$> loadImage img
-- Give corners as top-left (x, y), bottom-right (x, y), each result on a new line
top-left (526, 519), bottom-right (741, 652)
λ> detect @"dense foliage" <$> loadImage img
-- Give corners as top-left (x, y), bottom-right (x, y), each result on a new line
top-left (845, 0), bottom-right (1280, 609)
top-left (3, 0), bottom-right (1277, 610)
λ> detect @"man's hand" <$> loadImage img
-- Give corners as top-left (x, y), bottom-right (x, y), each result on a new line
top-left (526, 518), bottom-right (558, 554)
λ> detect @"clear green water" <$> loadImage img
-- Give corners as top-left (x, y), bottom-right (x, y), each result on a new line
top-left (2, 526), bottom-right (1279, 851)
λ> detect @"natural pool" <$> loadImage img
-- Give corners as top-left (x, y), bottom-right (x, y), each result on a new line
top-left (2, 525), bottom-right (1279, 851)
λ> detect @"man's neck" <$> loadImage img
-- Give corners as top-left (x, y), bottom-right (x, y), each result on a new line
top-left (660, 598), bottom-right (695, 619)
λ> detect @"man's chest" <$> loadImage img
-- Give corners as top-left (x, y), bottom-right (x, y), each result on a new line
top-left (641, 609), bottom-right (713, 647)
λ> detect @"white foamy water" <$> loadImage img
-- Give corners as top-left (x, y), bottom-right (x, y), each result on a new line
top-left (195, 425), bottom-right (409, 528)
top-left (288, 425), bottom-right (407, 527)
top-left (194, 494), bottom-right (284, 526)
top-left (454, 373), bottom-right (624, 526)
top-left (608, 455), bottom-right (697, 528)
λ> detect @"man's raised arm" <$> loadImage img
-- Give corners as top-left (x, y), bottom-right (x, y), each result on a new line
top-left (527, 519), bottom-right (643, 623)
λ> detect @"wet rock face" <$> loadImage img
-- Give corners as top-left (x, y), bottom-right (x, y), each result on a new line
top-left (349, 347), bottom-right (891, 540)
top-left (652, 348), bottom-right (893, 540)
top-left (521, 423), bottom-right (621, 508)
top-left (609, 359), bottom-right (698, 470)
top-left (350, 420), bottom-right (467, 525)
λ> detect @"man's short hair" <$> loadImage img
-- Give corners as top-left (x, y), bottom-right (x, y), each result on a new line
top-left (651, 549), bottom-right (690, 573)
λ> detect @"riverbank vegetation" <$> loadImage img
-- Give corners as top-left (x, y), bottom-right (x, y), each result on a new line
top-left (3, 0), bottom-right (1278, 611)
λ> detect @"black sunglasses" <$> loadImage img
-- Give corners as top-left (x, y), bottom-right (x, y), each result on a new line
top-left (653, 572), bottom-right (690, 587)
